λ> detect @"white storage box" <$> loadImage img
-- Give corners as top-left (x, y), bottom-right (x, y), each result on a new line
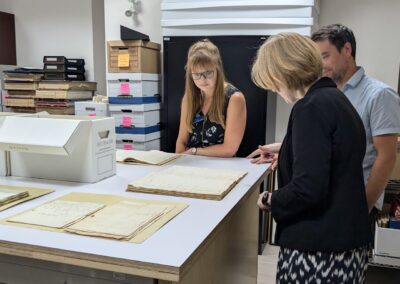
top-left (372, 251), bottom-right (400, 267)
top-left (116, 139), bottom-right (160, 151)
top-left (116, 131), bottom-right (161, 143)
top-left (109, 103), bottom-right (160, 113)
top-left (0, 112), bottom-right (31, 176)
top-left (111, 110), bottom-right (160, 127)
top-left (0, 115), bottom-right (116, 183)
top-left (75, 101), bottom-right (109, 117)
top-left (374, 222), bottom-right (400, 258)
top-left (107, 73), bottom-right (160, 98)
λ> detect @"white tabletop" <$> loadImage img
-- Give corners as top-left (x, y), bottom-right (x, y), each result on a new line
top-left (0, 155), bottom-right (270, 268)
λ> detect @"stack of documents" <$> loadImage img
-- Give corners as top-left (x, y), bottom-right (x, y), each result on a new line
top-left (7, 200), bottom-right (105, 228)
top-left (127, 165), bottom-right (247, 200)
top-left (116, 149), bottom-right (180, 166)
top-left (5, 193), bottom-right (188, 242)
top-left (0, 188), bottom-right (29, 206)
top-left (66, 201), bottom-right (173, 240)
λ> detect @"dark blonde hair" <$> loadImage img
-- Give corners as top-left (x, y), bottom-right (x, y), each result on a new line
top-left (184, 39), bottom-right (227, 132)
top-left (252, 32), bottom-right (322, 95)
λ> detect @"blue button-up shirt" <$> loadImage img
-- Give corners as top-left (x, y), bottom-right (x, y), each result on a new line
top-left (342, 67), bottom-right (400, 209)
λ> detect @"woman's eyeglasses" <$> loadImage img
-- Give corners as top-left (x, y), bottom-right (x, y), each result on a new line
top-left (191, 70), bottom-right (215, 80)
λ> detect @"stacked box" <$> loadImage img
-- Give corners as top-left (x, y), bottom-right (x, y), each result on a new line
top-left (107, 73), bottom-right (161, 151)
top-left (75, 101), bottom-right (109, 117)
top-left (107, 40), bottom-right (160, 73)
top-left (43, 56), bottom-right (86, 81)
top-left (36, 81), bottom-right (96, 115)
top-left (2, 71), bottom-right (43, 113)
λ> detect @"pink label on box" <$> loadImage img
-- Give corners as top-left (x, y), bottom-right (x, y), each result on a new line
top-left (120, 82), bottom-right (130, 95)
top-left (122, 116), bottom-right (132, 127)
top-left (123, 144), bottom-right (133, 150)
top-left (88, 113), bottom-right (96, 116)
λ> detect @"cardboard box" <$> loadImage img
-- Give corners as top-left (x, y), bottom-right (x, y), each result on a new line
top-left (107, 40), bottom-right (161, 73)
top-left (374, 222), bottom-right (400, 258)
top-left (116, 138), bottom-right (160, 151)
top-left (75, 101), bottom-right (109, 117)
top-left (0, 115), bottom-right (116, 183)
top-left (107, 73), bottom-right (160, 98)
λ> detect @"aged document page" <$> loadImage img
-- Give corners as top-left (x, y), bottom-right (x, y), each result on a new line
top-left (8, 200), bottom-right (105, 228)
top-left (3, 192), bottom-right (188, 243)
top-left (127, 165), bottom-right (247, 200)
top-left (116, 150), bottom-right (180, 165)
top-left (0, 185), bottom-right (54, 212)
top-left (66, 201), bottom-right (172, 239)
top-left (0, 188), bottom-right (29, 206)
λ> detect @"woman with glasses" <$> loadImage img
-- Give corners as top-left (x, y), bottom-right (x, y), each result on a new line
top-left (175, 39), bottom-right (246, 157)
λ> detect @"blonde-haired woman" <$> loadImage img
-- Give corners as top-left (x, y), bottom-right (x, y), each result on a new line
top-left (175, 39), bottom-right (246, 157)
top-left (253, 33), bottom-right (371, 283)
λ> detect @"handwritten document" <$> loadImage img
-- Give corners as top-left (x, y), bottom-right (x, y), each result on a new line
top-left (67, 201), bottom-right (172, 239)
top-left (8, 200), bottom-right (105, 228)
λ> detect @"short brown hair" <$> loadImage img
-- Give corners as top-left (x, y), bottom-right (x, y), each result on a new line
top-left (252, 32), bottom-right (322, 93)
top-left (311, 24), bottom-right (357, 59)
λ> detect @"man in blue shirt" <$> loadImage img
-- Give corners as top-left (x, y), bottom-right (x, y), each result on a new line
top-left (312, 24), bottom-right (400, 212)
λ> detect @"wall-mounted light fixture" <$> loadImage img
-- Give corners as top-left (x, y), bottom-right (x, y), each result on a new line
top-left (125, 0), bottom-right (140, 18)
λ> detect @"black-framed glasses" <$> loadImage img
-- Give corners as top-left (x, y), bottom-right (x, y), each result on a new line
top-left (191, 70), bottom-right (215, 80)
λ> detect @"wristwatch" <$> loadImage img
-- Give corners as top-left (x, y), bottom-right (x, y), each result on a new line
top-left (262, 192), bottom-right (272, 209)
top-left (191, 147), bottom-right (198, 155)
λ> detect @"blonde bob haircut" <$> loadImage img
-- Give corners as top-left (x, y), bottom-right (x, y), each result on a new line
top-left (252, 32), bottom-right (323, 95)
top-left (184, 39), bottom-right (227, 133)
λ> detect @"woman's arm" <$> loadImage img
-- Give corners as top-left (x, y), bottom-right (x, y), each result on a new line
top-left (192, 92), bottom-right (247, 157)
top-left (175, 95), bottom-right (190, 153)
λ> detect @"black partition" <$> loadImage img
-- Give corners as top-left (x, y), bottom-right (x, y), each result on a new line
top-left (162, 36), bottom-right (275, 157)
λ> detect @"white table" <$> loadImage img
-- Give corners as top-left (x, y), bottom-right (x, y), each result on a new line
top-left (0, 155), bottom-right (271, 284)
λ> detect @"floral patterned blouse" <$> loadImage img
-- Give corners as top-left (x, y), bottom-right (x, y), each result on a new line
top-left (187, 84), bottom-right (240, 149)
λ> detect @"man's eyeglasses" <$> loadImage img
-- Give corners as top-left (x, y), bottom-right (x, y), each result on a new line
top-left (191, 70), bottom-right (215, 80)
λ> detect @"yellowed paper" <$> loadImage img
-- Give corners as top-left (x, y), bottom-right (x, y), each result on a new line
top-left (116, 150), bottom-right (180, 166)
top-left (0, 189), bottom-right (29, 205)
top-left (66, 201), bottom-right (172, 239)
top-left (8, 200), bottom-right (105, 228)
top-left (117, 53), bottom-right (130, 67)
top-left (127, 165), bottom-right (247, 200)
top-left (0, 185), bottom-right (54, 212)
top-left (3, 192), bottom-right (187, 243)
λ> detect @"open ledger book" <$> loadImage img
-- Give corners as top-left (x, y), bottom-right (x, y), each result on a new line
top-left (116, 150), bottom-right (180, 166)
top-left (127, 165), bottom-right (247, 200)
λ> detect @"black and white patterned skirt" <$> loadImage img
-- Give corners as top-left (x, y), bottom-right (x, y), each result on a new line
top-left (276, 246), bottom-right (368, 283)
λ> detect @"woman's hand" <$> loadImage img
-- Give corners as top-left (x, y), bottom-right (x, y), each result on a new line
top-left (247, 143), bottom-right (281, 168)
top-left (257, 192), bottom-right (272, 211)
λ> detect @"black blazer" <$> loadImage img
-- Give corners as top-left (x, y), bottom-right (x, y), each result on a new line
top-left (271, 77), bottom-right (371, 252)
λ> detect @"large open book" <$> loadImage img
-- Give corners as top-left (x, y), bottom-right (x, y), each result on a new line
top-left (116, 150), bottom-right (180, 166)
top-left (127, 165), bottom-right (247, 200)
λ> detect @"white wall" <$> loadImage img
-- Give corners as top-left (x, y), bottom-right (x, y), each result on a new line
top-left (104, 0), bottom-right (162, 45)
top-left (0, 0), bottom-right (98, 81)
top-left (274, 0), bottom-right (400, 142)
